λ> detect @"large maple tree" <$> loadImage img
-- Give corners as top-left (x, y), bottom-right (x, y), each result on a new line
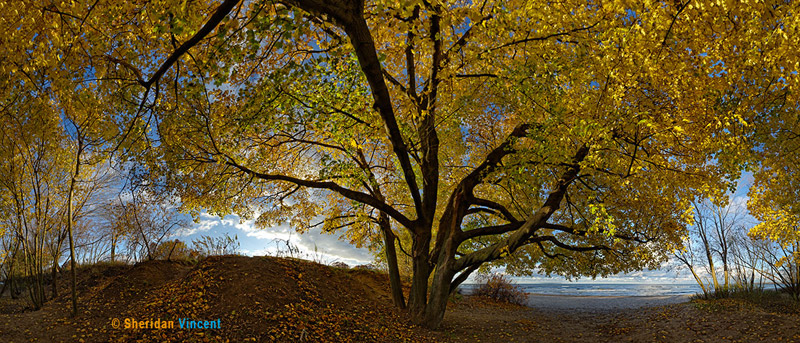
top-left (4, 0), bottom-right (797, 328)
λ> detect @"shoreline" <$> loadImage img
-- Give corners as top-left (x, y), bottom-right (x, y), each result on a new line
top-left (524, 293), bottom-right (692, 311)
top-left (525, 292), bottom-right (695, 298)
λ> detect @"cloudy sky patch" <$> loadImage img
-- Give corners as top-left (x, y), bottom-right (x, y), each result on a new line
top-left (177, 212), bottom-right (374, 266)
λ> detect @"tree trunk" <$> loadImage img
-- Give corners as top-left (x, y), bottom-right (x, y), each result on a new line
top-left (702, 238), bottom-right (720, 294)
top-left (407, 231), bottom-right (432, 320)
top-left (793, 241), bottom-right (800, 300)
top-left (423, 266), bottom-right (454, 328)
top-left (67, 176), bottom-right (78, 316)
top-left (9, 269), bottom-right (18, 299)
top-left (38, 253), bottom-right (46, 304)
top-left (0, 270), bottom-right (7, 297)
top-left (688, 265), bottom-right (709, 297)
top-left (66, 140), bottom-right (83, 316)
top-left (23, 245), bottom-right (45, 309)
top-left (423, 243), bottom-right (458, 329)
top-left (420, 205), bottom-right (464, 329)
top-left (4, 247), bottom-right (18, 298)
top-left (722, 262), bottom-right (729, 292)
top-left (167, 240), bottom-right (178, 261)
top-left (110, 233), bottom-right (117, 263)
top-left (51, 255), bottom-right (58, 298)
top-left (139, 228), bottom-right (153, 261)
top-left (0, 275), bottom-right (7, 297)
top-left (379, 213), bottom-right (406, 309)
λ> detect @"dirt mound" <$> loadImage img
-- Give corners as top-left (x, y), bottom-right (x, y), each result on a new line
top-left (92, 260), bottom-right (192, 304)
top-left (1, 256), bottom-right (432, 342)
top-left (4, 258), bottom-right (799, 342)
top-left (109, 256), bottom-right (429, 342)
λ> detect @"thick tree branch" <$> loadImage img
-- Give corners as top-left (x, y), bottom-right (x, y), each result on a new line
top-left (540, 222), bottom-right (649, 243)
top-left (145, 0), bottom-right (241, 89)
top-left (658, 0), bottom-right (692, 56)
top-left (221, 159), bottom-right (414, 228)
top-left (405, 6), bottom-right (420, 98)
top-left (441, 14), bottom-right (492, 67)
top-left (532, 235), bottom-right (611, 253)
top-left (453, 144), bottom-right (590, 272)
top-left (430, 123), bottom-right (535, 262)
top-left (489, 20), bottom-right (601, 51)
top-left (462, 221), bottom-right (524, 240)
top-left (449, 263), bottom-right (480, 294)
top-left (470, 197), bottom-right (519, 223)
top-left (417, 9), bottom-right (442, 227)
top-left (464, 207), bottom-right (499, 217)
top-left (110, 0), bottom-right (241, 155)
top-left (459, 123), bottom-right (534, 192)
top-left (286, 0), bottom-right (425, 223)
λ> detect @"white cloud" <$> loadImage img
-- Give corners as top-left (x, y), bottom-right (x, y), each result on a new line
top-left (175, 211), bottom-right (374, 266)
top-left (174, 213), bottom-right (217, 236)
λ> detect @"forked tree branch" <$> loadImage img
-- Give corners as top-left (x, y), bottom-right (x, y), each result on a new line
top-left (453, 144), bottom-right (590, 272)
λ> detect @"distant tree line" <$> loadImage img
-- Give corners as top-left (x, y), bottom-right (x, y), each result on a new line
top-left (676, 199), bottom-right (799, 300)
top-left (0, 165), bottom-right (241, 310)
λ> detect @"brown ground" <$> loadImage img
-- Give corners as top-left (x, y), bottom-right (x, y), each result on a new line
top-left (440, 296), bottom-right (800, 342)
top-left (1, 256), bottom-right (799, 342)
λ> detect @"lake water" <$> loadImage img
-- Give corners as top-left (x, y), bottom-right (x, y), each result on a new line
top-left (459, 283), bottom-right (703, 297)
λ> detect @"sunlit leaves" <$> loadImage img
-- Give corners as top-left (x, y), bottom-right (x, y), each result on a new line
top-left (5, 0), bottom-right (798, 300)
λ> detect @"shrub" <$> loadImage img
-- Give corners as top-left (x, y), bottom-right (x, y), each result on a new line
top-left (330, 261), bottom-right (350, 269)
top-left (474, 273), bottom-right (527, 305)
top-left (692, 288), bottom-right (800, 315)
top-left (354, 262), bottom-right (386, 272)
top-left (192, 233), bottom-right (241, 257)
top-left (151, 239), bottom-right (194, 261)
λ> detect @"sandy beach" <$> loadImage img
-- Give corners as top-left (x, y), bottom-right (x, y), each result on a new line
top-left (437, 294), bottom-right (800, 342)
top-left (526, 293), bottom-right (692, 312)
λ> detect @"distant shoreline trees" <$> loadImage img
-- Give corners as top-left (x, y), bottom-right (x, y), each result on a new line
top-left (676, 197), bottom-right (800, 300)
